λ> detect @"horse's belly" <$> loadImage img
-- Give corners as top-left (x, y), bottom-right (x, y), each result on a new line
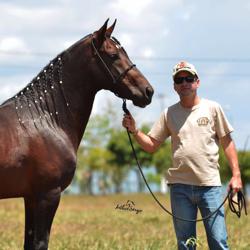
top-left (0, 146), bottom-right (30, 198)
top-left (0, 164), bottom-right (29, 198)
top-left (0, 158), bottom-right (76, 198)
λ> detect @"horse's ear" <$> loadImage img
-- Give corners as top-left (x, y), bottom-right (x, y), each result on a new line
top-left (93, 19), bottom-right (109, 49)
top-left (106, 19), bottom-right (117, 38)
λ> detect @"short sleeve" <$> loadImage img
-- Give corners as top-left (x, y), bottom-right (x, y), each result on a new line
top-left (214, 104), bottom-right (234, 138)
top-left (147, 110), bottom-right (170, 142)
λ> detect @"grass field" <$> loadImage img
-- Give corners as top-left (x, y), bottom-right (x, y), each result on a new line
top-left (0, 193), bottom-right (249, 250)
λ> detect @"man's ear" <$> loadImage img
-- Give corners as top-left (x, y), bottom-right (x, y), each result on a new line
top-left (173, 83), bottom-right (178, 92)
top-left (196, 78), bottom-right (200, 87)
top-left (93, 19), bottom-right (109, 49)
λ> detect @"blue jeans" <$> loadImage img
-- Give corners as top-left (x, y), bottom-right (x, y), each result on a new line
top-left (169, 184), bottom-right (229, 250)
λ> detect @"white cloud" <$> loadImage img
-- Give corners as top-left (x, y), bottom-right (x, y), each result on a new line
top-left (110, 0), bottom-right (153, 16)
top-left (246, 2), bottom-right (250, 10)
top-left (7, 5), bottom-right (56, 20)
top-left (119, 33), bottom-right (133, 47)
top-left (0, 37), bottom-right (29, 52)
top-left (0, 37), bottom-right (34, 65)
top-left (181, 12), bottom-right (191, 21)
top-left (141, 48), bottom-right (154, 58)
top-left (162, 29), bottom-right (170, 37)
top-left (0, 75), bottom-right (28, 103)
top-left (200, 63), bottom-right (230, 87)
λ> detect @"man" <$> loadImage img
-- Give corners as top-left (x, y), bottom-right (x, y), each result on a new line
top-left (122, 61), bottom-right (242, 250)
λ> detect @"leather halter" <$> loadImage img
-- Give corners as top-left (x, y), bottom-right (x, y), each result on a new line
top-left (91, 35), bottom-right (136, 84)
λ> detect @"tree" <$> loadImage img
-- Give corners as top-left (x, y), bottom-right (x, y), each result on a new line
top-left (219, 147), bottom-right (250, 195)
top-left (152, 139), bottom-right (172, 175)
top-left (107, 124), bottom-right (153, 192)
top-left (74, 101), bottom-right (120, 194)
top-left (238, 150), bottom-right (250, 194)
top-left (107, 129), bottom-right (134, 193)
top-left (132, 124), bottom-right (154, 191)
top-left (144, 139), bottom-right (172, 189)
top-left (218, 147), bottom-right (231, 184)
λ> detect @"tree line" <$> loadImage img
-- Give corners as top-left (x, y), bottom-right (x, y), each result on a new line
top-left (71, 104), bottom-right (250, 195)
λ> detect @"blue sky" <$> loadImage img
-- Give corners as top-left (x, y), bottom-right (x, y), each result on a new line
top-left (0, 0), bottom-right (249, 149)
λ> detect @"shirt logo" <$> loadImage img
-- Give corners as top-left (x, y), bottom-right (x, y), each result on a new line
top-left (197, 117), bottom-right (209, 126)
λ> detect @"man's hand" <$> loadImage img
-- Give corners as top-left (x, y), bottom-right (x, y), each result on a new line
top-left (228, 174), bottom-right (242, 193)
top-left (122, 114), bottom-right (137, 134)
top-left (122, 113), bottom-right (161, 153)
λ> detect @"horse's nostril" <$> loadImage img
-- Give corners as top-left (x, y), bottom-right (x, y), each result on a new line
top-left (146, 87), bottom-right (154, 100)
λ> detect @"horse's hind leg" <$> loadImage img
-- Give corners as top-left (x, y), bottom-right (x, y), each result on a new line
top-left (24, 188), bottom-right (61, 250)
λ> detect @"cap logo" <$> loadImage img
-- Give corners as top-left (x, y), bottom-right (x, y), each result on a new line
top-left (178, 62), bottom-right (186, 69)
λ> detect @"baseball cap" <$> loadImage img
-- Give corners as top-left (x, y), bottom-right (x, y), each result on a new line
top-left (172, 61), bottom-right (198, 79)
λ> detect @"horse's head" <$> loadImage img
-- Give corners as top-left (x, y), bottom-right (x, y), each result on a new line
top-left (90, 19), bottom-right (154, 107)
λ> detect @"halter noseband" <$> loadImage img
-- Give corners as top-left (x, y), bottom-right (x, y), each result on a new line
top-left (91, 35), bottom-right (136, 84)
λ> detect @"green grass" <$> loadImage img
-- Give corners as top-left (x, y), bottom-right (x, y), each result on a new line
top-left (0, 193), bottom-right (249, 249)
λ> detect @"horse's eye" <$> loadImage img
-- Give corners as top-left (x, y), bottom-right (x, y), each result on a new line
top-left (109, 53), bottom-right (119, 60)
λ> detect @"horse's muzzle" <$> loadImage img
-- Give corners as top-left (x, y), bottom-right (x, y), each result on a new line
top-left (145, 86), bottom-right (154, 103)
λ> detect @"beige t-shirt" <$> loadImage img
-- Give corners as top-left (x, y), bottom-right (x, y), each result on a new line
top-left (148, 98), bottom-right (233, 186)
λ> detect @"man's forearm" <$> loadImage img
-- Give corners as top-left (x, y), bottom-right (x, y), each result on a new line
top-left (223, 138), bottom-right (241, 176)
top-left (133, 130), bottom-right (161, 153)
top-left (220, 134), bottom-right (242, 191)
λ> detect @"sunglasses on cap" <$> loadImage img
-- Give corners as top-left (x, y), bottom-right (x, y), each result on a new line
top-left (174, 76), bottom-right (197, 85)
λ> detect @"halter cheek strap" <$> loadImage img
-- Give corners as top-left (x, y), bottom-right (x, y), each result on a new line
top-left (91, 35), bottom-right (136, 84)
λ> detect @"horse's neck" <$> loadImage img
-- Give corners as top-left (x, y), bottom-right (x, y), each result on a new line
top-left (60, 75), bottom-right (98, 151)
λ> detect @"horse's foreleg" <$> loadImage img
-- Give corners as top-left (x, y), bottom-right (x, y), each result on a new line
top-left (30, 188), bottom-right (61, 250)
top-left (24, 197), bottom-right (36, 250)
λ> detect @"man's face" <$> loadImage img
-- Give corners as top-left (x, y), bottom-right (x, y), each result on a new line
top-left (173, 71), bottom-right (200, 97)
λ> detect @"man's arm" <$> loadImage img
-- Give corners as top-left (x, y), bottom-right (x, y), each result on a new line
top-left (132, 130), bottom-right (161, 153)
top-left (122, 114), bottom-right (161, 153)
top-left (220, 133), bottom-right (242, 192)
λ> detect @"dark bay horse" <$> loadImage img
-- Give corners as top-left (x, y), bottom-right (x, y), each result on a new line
top-left (0, 20), bottom-right (154, 249)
